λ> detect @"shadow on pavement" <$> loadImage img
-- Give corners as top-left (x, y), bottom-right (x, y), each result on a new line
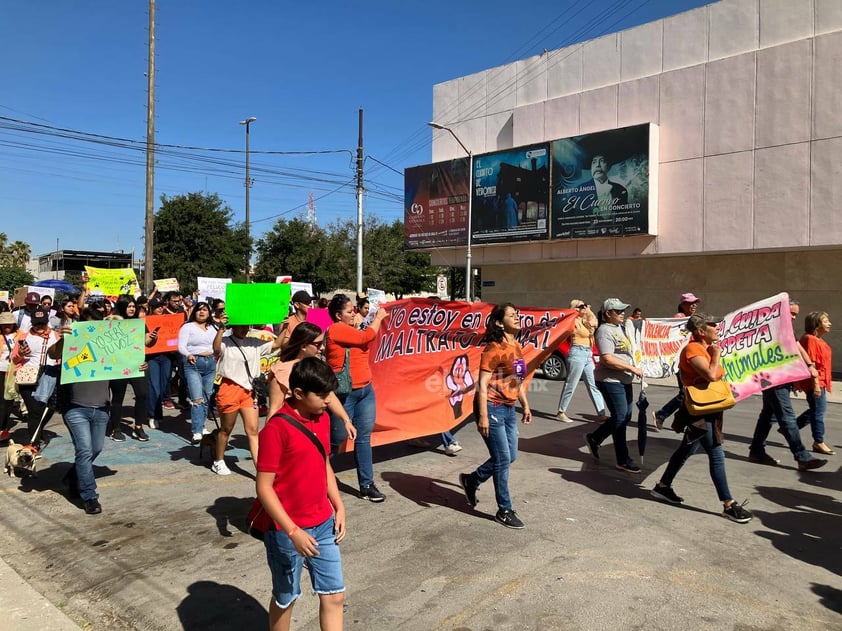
top-left (380, 470), bottom-right (487, 519)
top-left (206, 496), bottom-right (254, 538)
top-left (177, 580), bottom-right (267, 630)
top-left (811, 582), bottom-right (842, 615)
top-left (752, 485), bottom-right (842, 578)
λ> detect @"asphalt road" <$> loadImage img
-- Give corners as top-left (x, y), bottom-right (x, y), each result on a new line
top-left (0, 378), bottom-right (840, 630)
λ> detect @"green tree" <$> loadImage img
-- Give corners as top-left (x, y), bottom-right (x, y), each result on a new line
top-left (253, 217), bottom-right (342, 294)
top-left (153, 192), bottom-right (250, 291)
top-left (0, 266), bottom-right (35, 292)
top-left (0, 233), bottom-right (33, 269)
top-left (254, 215), bottom-right (440, 296)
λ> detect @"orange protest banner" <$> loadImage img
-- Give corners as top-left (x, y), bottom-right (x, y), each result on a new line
top-left (344, 298), bottom-right (577, 450)
top-left (144, 313), bottom-right (185, 355)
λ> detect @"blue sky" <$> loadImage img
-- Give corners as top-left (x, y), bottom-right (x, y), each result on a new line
top-left (0, 0), bottom-right (712, 258)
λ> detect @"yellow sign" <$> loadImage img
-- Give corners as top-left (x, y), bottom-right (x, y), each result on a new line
top-left (85, 266), bottom-right (141, 297)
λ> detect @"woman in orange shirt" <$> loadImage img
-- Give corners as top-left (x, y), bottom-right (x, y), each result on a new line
top-left (325, 294), bottom-right (389, 502)
top-left (459, 303), bottom-right (532, 529)
top-left (650, 314), bottom-right (752, 524)
top-left (796, 311), bottom-right (834, 455)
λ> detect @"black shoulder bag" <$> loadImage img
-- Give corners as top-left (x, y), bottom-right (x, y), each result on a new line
top-left (229, 336), bottom-right (269, 400)
top-left (248, 413), bottom-right (327, 541)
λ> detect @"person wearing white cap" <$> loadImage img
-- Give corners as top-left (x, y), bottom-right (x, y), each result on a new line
top-left (652, 292), bottom-right (701, 431)
top-left (585, 298), bottom-right (644, 473)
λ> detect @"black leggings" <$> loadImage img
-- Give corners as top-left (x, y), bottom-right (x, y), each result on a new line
top-left (18, 384), bottom-right (49, 442)
top-left (110, 376), bottom-right (149, 428)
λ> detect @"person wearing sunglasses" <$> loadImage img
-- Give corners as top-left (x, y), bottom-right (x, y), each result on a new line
top-left (266, 322), bottom-right (356, 443)
top-left (556, 299), bottom-right (607, 423)
top-left (586, 298), bottom-right (643, 473)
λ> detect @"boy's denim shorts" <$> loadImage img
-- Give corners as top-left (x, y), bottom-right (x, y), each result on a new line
top-left (264, 516), bottom-right (344, 608)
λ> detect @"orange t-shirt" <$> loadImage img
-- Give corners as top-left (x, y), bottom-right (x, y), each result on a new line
top-left (480, 339), bottom-right (526, 405)
top-left (796, 334), bottom-right (832, 392)
top-left (325, 322), bottom-right (376, 389)
top-left (679, 341), bottom-right (724, 387)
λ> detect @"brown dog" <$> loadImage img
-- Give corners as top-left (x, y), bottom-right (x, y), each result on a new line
top-left (4, 441), bottom-right (38, 478)
top-left (198, 429), bottom-right (220, 462)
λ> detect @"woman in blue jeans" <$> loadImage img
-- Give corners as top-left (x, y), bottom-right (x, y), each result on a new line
top-left (325, 294), bottom-right (390, 502)
top-left (586, 299), bottom-right (643, 473)
top-left (651, 314), bottom-right (752, 523)
top-left (178, 303), bottom-right (219, 442)
top-left (556, 299), bottom-right (606, 423)
top-left (459, 303), bottom-right (532, 529)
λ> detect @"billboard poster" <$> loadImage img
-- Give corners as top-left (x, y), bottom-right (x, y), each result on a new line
top-left (404, 158), bottom-right (470, 249)
top-left (471, 144), bottom-right (550, 244)
top-left (551, 123), bottom-right (654, 239)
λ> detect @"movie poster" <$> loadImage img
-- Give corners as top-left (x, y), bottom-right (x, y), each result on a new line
top-left (551, 124), bottom-right (654, 239)
top-left (471, 144), bottom-right (550, 244)
top-left (404, 159), bottom-right (470, 249)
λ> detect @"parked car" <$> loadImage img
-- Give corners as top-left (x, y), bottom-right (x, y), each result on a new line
top-left (539, 337), bottom-right (599, 381)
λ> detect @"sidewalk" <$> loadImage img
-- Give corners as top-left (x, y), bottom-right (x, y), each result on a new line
top-left (0, 557), bottom-right (82, 631)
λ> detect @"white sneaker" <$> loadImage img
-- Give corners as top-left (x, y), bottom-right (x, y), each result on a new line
top-left (444, 442), bottom-right (463, 456)
top-left (211, 460), bottom-right (231, 476)
top-left (202, 427), bottom-right (212, 435)
top-left (556, 411), bottom-right (574, 423)
top-left (192, 432), bottom-right (203, 442)
top-left (149, 419), bottom-right (157, 430)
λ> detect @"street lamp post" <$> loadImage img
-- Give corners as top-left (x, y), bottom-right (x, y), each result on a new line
top-left (240, 116), bottom-right (257, 282)
top-left (428, 122), bottom-right (473, 301)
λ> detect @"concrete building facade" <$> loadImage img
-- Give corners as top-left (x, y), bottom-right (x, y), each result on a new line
top-left (427, 0), bottom-right (841, 370)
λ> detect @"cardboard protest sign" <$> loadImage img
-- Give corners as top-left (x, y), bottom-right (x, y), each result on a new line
top-left (61, 319), bottom-right (145, 384)
top-left (154, 278), bottom-right (179, 293)
top-left (197, 277), bottom-right (231, 303)
top-left (719, 293), bottom-right (810, 402)
top-left (639, 318), bottom-right (690, 379)
top-left (344, 298), bottom-right (576, 451)
top-left (306, 308), bottom-right (333, 332)
top-left (144, 313), bottom-right (184, 355)
top-left (225, 283), bottom-right (290, 325)
top-left (85, 266), bottom-right (140, 297)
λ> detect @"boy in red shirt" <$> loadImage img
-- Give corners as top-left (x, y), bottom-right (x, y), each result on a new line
top-left (256, 357), bottom-right (346, 631)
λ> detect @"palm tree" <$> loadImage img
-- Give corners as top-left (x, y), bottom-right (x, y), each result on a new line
top-left (7, 241), bottom-right (31, 269)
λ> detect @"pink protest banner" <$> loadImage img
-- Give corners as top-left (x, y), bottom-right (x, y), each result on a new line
top-left (355, 298), bottom-right (576, 450)
top-left (719, 292), bottom-right (810, 402)
top-left (306, 308), bottom-right (333, 333)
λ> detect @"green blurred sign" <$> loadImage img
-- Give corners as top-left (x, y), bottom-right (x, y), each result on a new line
top-left (225, 283), bottom-right (290, 325)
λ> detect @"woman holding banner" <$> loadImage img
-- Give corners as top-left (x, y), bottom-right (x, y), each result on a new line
top-left (651, 313), bottom-right (753, 524)
top-left (326, 293), bottom-right (389, 502)
top-left (212, 315), bottom-right (284, 475)
top-left (108, 296), bottom-right (151, 442)
top-left (459, 303), bottom-right (532, 529)
top-left (796, 311), bottom-right (834, 455)
top-left (556, 299), bottom-right (607, 423)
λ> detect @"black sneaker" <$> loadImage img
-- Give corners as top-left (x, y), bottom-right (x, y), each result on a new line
top-left (459, 473), bottom-right (478, 507)
top-left (615, 460), bottom-right (641, 473)
top-left (84, 499), bottom-right (102, 515)
top-left (748, 452), bottom-right (779, 466)
top-left (360, 483), bottom-right (386, 503)
top-left (797, 458), bottom-right (827, 471)
top-left (109, 430), bottom-right (126, 442)
top-left (495, 509), bottom-right (524, 529)
top-left (132, 426), bottom-right (149, 442)
top-left (722, 500), bottom-right (752, 523)
top-left (585, 433), bottom-right (600, 460)
top-left (651, 484), bottom-right (683, 504)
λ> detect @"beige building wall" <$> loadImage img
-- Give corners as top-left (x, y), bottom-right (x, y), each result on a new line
top-left (477, 248), bottom-right (842, 372)
top-left (426, 0), bottom-right (842, 372)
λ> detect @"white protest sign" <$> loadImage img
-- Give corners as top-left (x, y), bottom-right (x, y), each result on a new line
top-left (197, 277), bottom-right (231, 303)
top-left (361, 288), bottom-right (386, 329)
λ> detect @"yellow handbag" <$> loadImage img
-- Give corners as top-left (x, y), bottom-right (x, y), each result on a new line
top-left (683, 380), bottom-right (736, 416)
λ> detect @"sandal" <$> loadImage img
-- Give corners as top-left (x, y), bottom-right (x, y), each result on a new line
top-left (813, 442), bottom-right (836, 455)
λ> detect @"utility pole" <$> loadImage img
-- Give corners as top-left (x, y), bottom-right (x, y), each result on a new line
top-left (240, 116), bottom-right (257, 282)
top-left (355, 108), bottom-right (364, 296)
top-left (143, 0), bottom-right (156, 294)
